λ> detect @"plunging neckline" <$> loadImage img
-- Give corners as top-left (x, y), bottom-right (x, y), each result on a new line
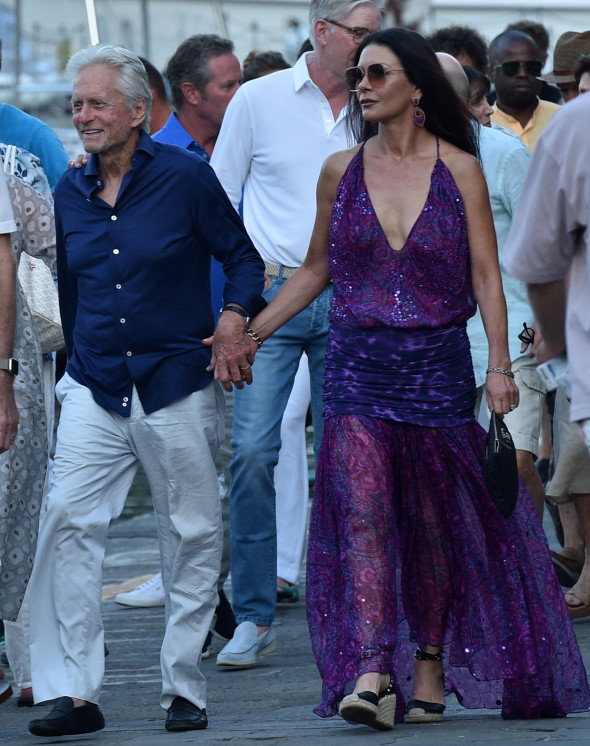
top-left (360, 146), bottom-right (441, 253)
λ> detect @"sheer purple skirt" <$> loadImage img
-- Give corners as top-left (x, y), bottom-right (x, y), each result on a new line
top-left (307, 326), bottom-right (589, 723)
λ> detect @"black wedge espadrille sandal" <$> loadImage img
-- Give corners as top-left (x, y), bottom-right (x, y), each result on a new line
top-left (404, 648), bottom-right (446, 724)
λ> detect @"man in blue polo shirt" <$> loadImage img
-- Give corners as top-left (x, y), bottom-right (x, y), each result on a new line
top-left (27, 44), bottom-right (265, 738)
top-left (153, 34), bottom-right (241, 160)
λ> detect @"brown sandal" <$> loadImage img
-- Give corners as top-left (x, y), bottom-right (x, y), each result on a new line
top-left (564, 583), bottom-right (590, 619)
top-left (551, 550), bottom-right (584, 586)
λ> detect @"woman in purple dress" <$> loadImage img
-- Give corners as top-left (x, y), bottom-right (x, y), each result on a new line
top-left (216, 28), bottom-right (589, 731)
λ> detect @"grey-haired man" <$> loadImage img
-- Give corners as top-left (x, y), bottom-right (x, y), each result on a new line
top-left (27, 43), bottom-right (265, 737)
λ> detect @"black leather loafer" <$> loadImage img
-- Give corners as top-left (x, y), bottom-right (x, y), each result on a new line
top-left (28, 696), bottom-right (105, 736)
top-left (165, 696), bottom-right (208, 732)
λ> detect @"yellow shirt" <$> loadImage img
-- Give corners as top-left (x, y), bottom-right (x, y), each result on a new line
top-left (491, 98), bottom-right (560, 152)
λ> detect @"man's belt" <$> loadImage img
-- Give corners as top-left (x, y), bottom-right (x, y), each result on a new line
top-left (264, 262), bottom-right (299, 279)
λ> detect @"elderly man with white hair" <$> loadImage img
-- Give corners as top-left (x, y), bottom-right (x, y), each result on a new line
top-left (26, 43), bottom-right (266, 737)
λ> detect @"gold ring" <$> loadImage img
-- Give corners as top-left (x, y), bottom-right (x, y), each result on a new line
top-left (10, 434), bottom-right (16, 440)
top-left (239, 364), bottom-right (251, 371)
top-left (509, 404), bottom-right (517, 411)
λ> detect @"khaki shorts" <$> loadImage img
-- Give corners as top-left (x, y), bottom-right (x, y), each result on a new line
top-left (477, 356), bottom-right (545, 455)
top-left (546, 384), bottom-right (590, 502)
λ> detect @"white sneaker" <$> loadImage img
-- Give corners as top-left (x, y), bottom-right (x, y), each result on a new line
top-left (114, 573), bottom-right (165, 607)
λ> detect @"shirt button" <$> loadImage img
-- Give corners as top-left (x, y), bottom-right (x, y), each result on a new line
top-left (122, 402), bottom-right (128, 407)
top-left (116, 284), bottom-right (121, 289)
top-left (96, 180), bottom-right (101, 186)
top-left (111, 215), bottom-right (117, 221)
top-left (120, 318), bottom-right (126, 324)
top-left (113, 249), bottom-right (119, 254)
top-left (123, 397), bottom-right (129, 402)
top-left (126, 351), bottom-right (132, 356)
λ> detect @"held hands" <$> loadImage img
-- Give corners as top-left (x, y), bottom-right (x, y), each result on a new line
top-left (485, 370), bottom-right (519, 416)
top-left (203, 312), bottom-right (258, 392)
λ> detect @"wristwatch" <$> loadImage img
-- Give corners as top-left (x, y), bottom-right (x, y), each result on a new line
top-left (0, 358), bottom-right (18, 376)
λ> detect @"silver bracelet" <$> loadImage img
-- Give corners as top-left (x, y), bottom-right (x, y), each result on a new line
top-left (486, 366), bottom-right (514, 379)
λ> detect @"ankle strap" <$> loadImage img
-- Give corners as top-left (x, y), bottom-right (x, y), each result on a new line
top-left (415, 647), bottom-right (443, 662)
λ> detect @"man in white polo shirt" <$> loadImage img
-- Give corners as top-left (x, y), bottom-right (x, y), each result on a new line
top-left (211, 0), bottom-right (386, 666)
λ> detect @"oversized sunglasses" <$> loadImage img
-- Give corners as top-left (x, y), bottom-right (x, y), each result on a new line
top-left (345, 63), bottom-right (406, 92)
top-left (495, 59), bottom-right (543, 77)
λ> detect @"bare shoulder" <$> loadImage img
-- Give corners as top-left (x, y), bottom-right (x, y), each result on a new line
top-left (319, 145), bottom-right (361, 195)
top-left (439, 140), bottom-right (485, 195)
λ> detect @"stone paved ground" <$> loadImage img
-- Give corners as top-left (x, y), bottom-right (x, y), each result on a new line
top-left (2, 510), bottom-right (590, 745)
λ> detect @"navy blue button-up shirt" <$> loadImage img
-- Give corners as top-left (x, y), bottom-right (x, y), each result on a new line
top-left (152, 112), bottom-right (226, 320)
top-left (55, 131), bottom-right (266, 416)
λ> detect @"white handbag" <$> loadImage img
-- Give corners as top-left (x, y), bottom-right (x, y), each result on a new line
top-left (2, 144), bottom-right (64, 353)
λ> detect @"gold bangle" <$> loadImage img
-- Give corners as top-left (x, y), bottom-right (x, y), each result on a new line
top-left (245, 326), bottom-right (263, 348)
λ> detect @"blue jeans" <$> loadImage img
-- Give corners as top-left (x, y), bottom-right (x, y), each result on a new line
top-left (229, 276), bottom-right (332, 625)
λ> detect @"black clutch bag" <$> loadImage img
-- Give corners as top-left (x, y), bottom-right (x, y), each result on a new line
top-left (482, 412), bottom-right (519, 518)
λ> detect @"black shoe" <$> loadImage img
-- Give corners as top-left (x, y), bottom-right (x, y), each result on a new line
top-left (212, 589), bottom-right (237, 641)
top-left (201, 630), bottom-right (212, 659)
top-left (28, 696), bottom-right (105, 736)
top-left (404, 698), bottom-right (446, 723)
top-left (165, 696), bottom-right (208, 732)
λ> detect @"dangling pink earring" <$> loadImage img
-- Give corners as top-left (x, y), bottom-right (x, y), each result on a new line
top-left (412, 96), bottom-right (425, 127)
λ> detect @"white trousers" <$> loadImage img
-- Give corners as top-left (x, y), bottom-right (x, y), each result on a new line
top-left (29, 373), bottom-right (223, 710)
top-left (275, 356), bottom-right (311, 585)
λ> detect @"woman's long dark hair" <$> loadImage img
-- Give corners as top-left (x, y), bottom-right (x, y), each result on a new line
top-left (347, 28), bottom-right (479, 158)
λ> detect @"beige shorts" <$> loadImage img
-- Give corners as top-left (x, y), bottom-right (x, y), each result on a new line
top-left (546, 384), bottom-right (590, 502)
top-left (477, 356), bottom-right (545, 455)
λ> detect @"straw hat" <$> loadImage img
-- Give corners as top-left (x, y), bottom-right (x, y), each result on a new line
top-left (542, 30), bottom-right (590, 83)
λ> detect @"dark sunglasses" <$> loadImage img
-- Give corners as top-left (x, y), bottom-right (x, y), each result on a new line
top-left (495, 59), bottom-right (543, 77)
top-left (345, 63), bottom-right (405, 92)
top-left (517, 322), bottom-right (535, 346)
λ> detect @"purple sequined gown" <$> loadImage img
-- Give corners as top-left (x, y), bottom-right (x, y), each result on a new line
top-left (306, 144), bottom-right (590, 723)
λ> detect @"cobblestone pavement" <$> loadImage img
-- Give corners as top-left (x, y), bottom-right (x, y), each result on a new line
top-left (2, 510), bottom-right (590, 745)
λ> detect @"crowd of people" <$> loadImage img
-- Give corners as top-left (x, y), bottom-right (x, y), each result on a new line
top-left (1, 0), bottom-right (590, 737)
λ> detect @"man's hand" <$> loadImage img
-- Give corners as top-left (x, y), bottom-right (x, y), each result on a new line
top-left (67, 153), bottom-right (89, 169)
top-left (520, 320), bottom-right (542, 357)
top-left (0, 374), bottom-right (19, 453)
top-left (203, 311), bottom-right (257, 391)
top-left (533, 338), bottom-right (566, 365)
